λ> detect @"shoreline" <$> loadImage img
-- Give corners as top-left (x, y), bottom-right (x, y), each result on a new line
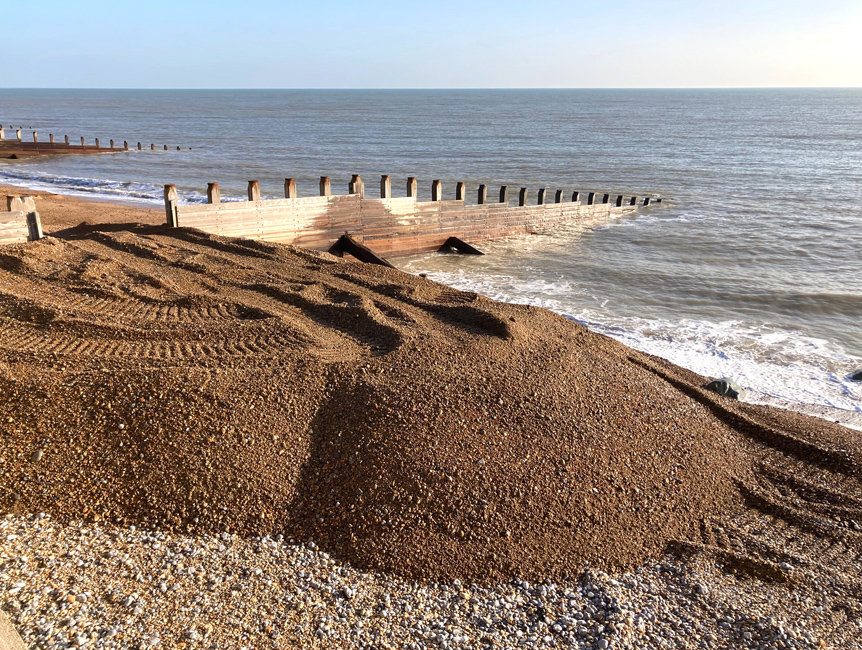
top-left (2, 181), bottom-right (859, 431)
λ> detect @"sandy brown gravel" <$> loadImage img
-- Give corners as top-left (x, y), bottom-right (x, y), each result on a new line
top-left (0, 193), bottom-right (861, 647)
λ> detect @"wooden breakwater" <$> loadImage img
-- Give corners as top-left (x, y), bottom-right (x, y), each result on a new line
top-left (0, 125), bottom-right (184, 158)
top-left (0, 195), bottom-right (43, 245)
top-left (165, 175), bottom-right (662, 259)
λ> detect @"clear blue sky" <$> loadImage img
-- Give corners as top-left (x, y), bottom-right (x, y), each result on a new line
top-left (8, 0), bottom-right (862, 88)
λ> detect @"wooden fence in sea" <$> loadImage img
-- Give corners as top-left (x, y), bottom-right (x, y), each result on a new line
top-left (164, 175), bottom-right (661, 260)
top-left (0, 125), bottom-right (184, 158)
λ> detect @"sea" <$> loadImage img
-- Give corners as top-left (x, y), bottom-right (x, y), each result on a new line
top-left (1, 89), bottom-right (860, 422)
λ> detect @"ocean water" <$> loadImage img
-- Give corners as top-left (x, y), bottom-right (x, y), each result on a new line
top-left (1, 89), bottom-right (860, 418)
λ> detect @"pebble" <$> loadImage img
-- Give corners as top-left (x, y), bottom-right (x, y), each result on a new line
top-left (0, 514), bottom-right (854, 649)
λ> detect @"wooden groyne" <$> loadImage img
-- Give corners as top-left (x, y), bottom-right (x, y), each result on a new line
top-left (0, 125), bottom-right (184, 158)
top-left (0, 195), bottom-right (43, 245)
top-left (165, 176), bottom-right (662, 260)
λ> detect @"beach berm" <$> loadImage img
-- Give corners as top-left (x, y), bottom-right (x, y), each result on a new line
top-left (2, 218), bottom-right (860, 587)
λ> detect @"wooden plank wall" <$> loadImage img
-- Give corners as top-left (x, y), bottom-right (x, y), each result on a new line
top-left (175, 192), bottom-right (631, 258)
top-left (0, 210), bottom-right (29, 246)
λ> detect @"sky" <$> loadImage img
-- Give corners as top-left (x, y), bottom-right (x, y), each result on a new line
top-left (6, 0), bottom-right (862, 88)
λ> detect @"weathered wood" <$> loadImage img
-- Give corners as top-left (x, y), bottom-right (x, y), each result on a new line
top-left (643, 197), bottom-right (651, 206)
top-left (602, 193), bottom-right (610, 204)
top-left (432, 180), bottom-right (443, 202)
top-left (284, 178), bottom-right (297, 199)
top-left (380, 175), bottom-right (391, 199)
top-left (499, 185), bottom-right (508, 204)
top-left (587, 192), bottom-right (595, 205)
top-left (248, 180), bottom-right (261, 202)
top-left (572, 190), bottom-right (579, 202)
top-left (207, 183), bottom-right (221, 204)
top-left (630, 196), bottom-right (637, 206)
top-left (16, 130), bottom-right (22, 141)
top-left (555, 189), bottom-right (564, 204)
top-left (319, 177), bottom-right (331, 197)
top-left (328, 234), bottom-right (396, 268)
top-left (26, 212), bottom-right (43, 240)
top-left (456, 182), bottom-right (466, 201)
top-left (478, 184), bottom-right (487, 205)
top-left (164, 185), bottom-right (179, 227)
top-left (519, 187), bottom-right (528, 206)
top-left (407, 177), bottom-right (418, 198)
top-left (49, 134), bottom-right (54, 144)
top-left (439, 236), bottom-right (484, 255)
top-left (349, 174), bottom-right (365, 198)
top-left (616, 195), bottom-right (624, 207)
top-left (537, 188), bottom-right (546, 205)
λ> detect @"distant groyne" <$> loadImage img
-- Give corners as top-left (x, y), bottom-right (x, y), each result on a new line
top-left (165, 176), bottom-right (662, 260)
top-left (0, 125), bottom-right (184, 158)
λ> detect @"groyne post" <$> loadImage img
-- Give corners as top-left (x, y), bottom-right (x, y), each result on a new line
top-left (587, 192), bottom-right (595, 205)
top-left (16, 130), bottom-right (22, 142)
top-left (602, 193), bottom-right (610, 204)
top-left (349, 175), bottom-right (365, 198)
top-left (33, 132), bottom-right (38, 142)
top-left (572, 191), bottom-right (579, 202)
top-left (478, 184), bottom-right (487, 205)
top-left (163, 185), bottom-right (179, 227)
top-left (320, 177), bottom-right (331, 197)
top-left (499, 186), bottom-right (508, 204)
top-left (248, 181), bottom-right (261, 202)
top-left (456, 182), bottom-right (466, 201)
top-left (519, 188), bottom-right (528, 206)
top-left (81, 137), bottom-right (86, 146)
top-left (537, 188), bottom-right (546, 205)
top-left (407, 177), bottom-right (418, 198)
top-left (49, 134), bottom-right (54, 144)
top-left (555, 190), bottom-right (564, 204)
top-left (643, 197), bottom-right (651, 206)
top-left (151, 144), bottom-right (155, 151)
top-left (630, 196), bottom-right (637, 206)
top-left (124, 141), bottom-right (128, 150)
top-left (380, 175), bottom-right (391, 199)
top-left (615, 195), bottom-right (624, 207)
top-left (432, 180), bottom-right (443, 202)
top-left (164, 145), bottom-right (168, 151)
top-left (207, 183), bottom-right (221, 204)
top-left (137, 142), bottom-right (142, 150)
top-left (0, 126), bottom-right (4, 140)
top-left (284, 178), bottom-right (297, 199)
top-left (95, 138), bottom-right (100, 149)
top-left (65, 135), bottom-right (70, 145)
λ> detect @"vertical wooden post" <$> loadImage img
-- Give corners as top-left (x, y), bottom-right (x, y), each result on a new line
top-left (615, 195), bottom-right (623, 207)
top-left (284, 178), bottom-right (297, 199)
top-left (587, 192), bottom-right (595, 205)
top-left (602, 193), bottom-right (610, 204)
top-left (0, 126), bottom-right (4, 140)
top-left (572, 191), bottom-right (579, 202)
top-left (537, 188), bottom-right (546, 205)
top-left (124, 141), bottom-right (128, 149)
top-left (164, 145), bottom-right (168, 151)
top-left (349, 174), bottom-right (365, 198)
top-left (164, 185), bottom-right (179, 227)
top-left (207, 183), bottom-right (221, 204)
top-left (110, 139), bottom-right (114, 149)
top-left (49, 134), bottom-right (54, 144)
top-left (81, 137), bottom-right (86, 146)
top-left (406, 177), bottom-right (418, 198)
top-left (455, 182), bottom-right (466, 201)
top-left (432, 180), bottom-right (443, 201)
top-left (499, 185), bottom-right (508, 204)
top-left (519, 187), bottom-right (528, 206)
top-left (319, 177), bottom-right (331, 197)
top-left (26, 212), bottom-right (44, 241)
top-left (630, 196), bottom-right (637, 206)
top-left (151, 143), bottom-right (155, 150)
top-left (555, 190), bottom-right (564, 204)
top-left (33, 132), bottom-right (38, 142)
top-left (380, 175), bottom-right (391, 199)
top-left (65, 135), bottom-right (70, 145)
top-left (95, 138), bottom-right (100, 149)
top-left (477, 184), bottom-right (487, 205)
top-left (137, 142), bottom-right (142, 150)
top-left (643, 197), bottom-right (651, 206)
top-left (247, 180), bottom-right (260, 202)
top-left (17, 130), bottom-right (23, 141)
top-left (655, 198), bottom-right (662, 204)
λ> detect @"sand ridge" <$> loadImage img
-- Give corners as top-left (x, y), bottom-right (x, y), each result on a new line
top-left (0, 220), bottom-right (861, 589)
